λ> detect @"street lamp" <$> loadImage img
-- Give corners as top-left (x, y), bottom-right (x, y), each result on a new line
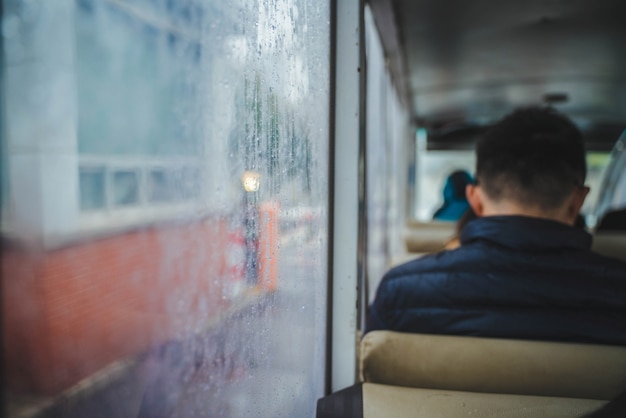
top-left (242, 170), bottom-right (261, 192)
top-left (241, 171), bottom-right (260, 286)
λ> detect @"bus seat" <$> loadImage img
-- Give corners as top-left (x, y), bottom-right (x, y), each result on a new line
top-left (592, 232), bottom-right (626, 262)
top-left (361, 384), bottom-right (604, 418)
top-left (360, 331), bottom-right (626, 400)
top-left (596, 208), bottom-right (626, 232)
top-left (317, 331), bottom-right (624, 417)
top-left (404, 221), bottom-right (455, 253)
top-left (317, 383), bottom-right (605, 418)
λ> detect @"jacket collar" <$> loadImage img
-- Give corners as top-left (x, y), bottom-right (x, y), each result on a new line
top-left (460, 215), bottom-right (592, 251)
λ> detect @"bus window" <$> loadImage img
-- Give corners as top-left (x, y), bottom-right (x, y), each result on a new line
top-left (594, 134), bottom-right (626, 225)
top-left (2, 1), bottom-right (330, 416)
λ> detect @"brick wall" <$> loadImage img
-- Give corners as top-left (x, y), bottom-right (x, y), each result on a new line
top-left (2, 216), bottom-right (234, 396)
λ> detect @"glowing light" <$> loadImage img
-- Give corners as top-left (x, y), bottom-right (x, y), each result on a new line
top-left (242, 171), bottom-right (261, 192)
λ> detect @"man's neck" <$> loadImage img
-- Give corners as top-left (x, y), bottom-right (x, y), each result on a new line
top-left (481, 202), bottom-right (573, 225)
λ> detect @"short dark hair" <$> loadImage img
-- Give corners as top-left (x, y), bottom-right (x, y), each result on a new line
top-left (476, 107), bottom-right (586, 209)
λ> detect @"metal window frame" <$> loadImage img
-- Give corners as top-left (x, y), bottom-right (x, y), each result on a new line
top-left (326, 0), bottom-right (366, 394)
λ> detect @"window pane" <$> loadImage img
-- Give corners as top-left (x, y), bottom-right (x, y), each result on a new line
top-left (79, 168), bottom-right (106, 210)
top-left (148, 169), bottom-right (172, 203)
top-left (112, 170), bottom-right (139, 206)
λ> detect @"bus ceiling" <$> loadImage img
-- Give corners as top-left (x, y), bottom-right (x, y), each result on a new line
top-left (368, 0), bottom-right (626, 151)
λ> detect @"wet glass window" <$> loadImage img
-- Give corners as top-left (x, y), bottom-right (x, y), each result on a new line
top-left (3, 1), bottom-right (330, 417)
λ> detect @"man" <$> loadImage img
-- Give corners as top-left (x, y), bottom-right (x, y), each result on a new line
top-left (366, 107), bottom-right (626, 345)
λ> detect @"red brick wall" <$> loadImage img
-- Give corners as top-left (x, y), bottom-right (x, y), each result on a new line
top-left (3, 216), bottom-right (233, 396)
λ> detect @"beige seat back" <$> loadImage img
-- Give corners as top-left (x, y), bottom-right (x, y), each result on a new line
top-left (592, 232), bottom-right (626, 261)
top-left (360, 331), bottom-right (626, 400)
top-left (404, 221), bottom-right (455, 253)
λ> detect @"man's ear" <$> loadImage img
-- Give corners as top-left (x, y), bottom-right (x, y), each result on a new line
top-left (566, 186), bottom-right (590, 222)
top-left (466, 184), bottom-right (485, 216)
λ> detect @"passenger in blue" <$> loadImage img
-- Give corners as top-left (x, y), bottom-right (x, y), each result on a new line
top-left (366, 107), bottom-right (626, 345)
top-left (432, 170), bottom-right (474, 221)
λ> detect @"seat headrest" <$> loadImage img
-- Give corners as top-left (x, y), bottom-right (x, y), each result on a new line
top-left (360, 331), bottom-right (626, 400)
top-left (592, 232), bottom-right (626, 261)
top-left (404, 221), bottom-right (455, 253)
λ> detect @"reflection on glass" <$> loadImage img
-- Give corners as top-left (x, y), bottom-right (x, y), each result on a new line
top-left (79, 167), bottom-right (106, 210)
top-left (112, 170), bottom-right (139, 206)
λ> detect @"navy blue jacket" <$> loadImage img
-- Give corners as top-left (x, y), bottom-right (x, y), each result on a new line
top-left (366, 216), bottom-right (626, 345)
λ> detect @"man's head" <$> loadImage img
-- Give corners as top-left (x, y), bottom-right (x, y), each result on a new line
top-left (466, 107), bottom-right (589, 225)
